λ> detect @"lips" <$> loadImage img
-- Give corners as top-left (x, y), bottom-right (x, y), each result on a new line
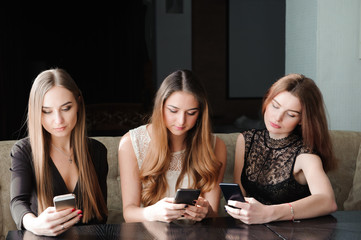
top-left (174, 126), bottom-right (185, 131)
top-left (54, 126), bottom-right (66, 132)
top-left (270, 122), bottom-right (281, 129)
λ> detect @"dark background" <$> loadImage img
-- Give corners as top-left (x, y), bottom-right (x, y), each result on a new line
top-left (0, 0), bottom-right (284, 140)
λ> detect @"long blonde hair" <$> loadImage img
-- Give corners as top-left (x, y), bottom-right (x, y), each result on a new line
top-left (140, 70), bottom-right (222, 206)
top-left (262, 73), bottom-right (337, 172)
top-left (27, 68), bottom-right (107, 222)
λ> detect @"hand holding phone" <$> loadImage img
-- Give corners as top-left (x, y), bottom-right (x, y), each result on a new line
top-left (174, 189), bottom-right (201, 205)
top-left (53, 193), bottom-right (77, 211)
top-left (219, 183), bottom-right (245, 203)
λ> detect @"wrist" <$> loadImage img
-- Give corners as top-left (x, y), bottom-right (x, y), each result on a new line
top-left (143, 205), bottom-right (154, 221)
top-left (287, 203), bottom-right (300, 222)
top-left (22, 213), bottom-right (37, 232)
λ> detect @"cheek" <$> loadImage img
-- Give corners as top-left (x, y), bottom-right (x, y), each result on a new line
top-left (41, 117), bottom-right (51, 132)
top-left (286, 119), bottom-right (300, 129)
top-left (188, 115), bottom-right (199, 127)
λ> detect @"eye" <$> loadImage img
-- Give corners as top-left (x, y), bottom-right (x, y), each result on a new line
top-left (287, 113), bottom-right (296, 118)
top-left (272, 102), bottom-right (279, 109)
top-left (62, 106), bottom-right (71, 112)
top-left (168, 108), bottom-right (177, 113)
top-left (42, 110), bottom-right (51, 114)
top-left (187, 111), bottom-right (198, 116)
top-left (287, 112), bottom-right (300, 118)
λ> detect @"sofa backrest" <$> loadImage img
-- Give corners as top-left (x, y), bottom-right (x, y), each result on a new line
top-left (1, 130), bottom-right (360, 239)
top-left (0, 140), bottom-right (17, 240)
top-left (327, 130), bottom-right (361, 210)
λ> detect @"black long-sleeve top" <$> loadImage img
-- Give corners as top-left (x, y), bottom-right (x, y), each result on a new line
top-left (10, 137), bottom-right (108, 230)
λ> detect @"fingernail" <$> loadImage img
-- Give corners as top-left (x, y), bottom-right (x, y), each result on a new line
top-left (192, 200), bottom-right (196, 204)
top-left (78, 210), bottom-right (83, 214)
top-left (79, 214), bottom-right (83, 219)
top-left (224, 206), bottom-right (227, 213)
top-left (72, 208), bottom-right (76, 212)
top-left (184, 204), bottom-right (188, 208)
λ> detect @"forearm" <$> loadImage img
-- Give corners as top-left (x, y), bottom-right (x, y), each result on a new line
top-left (123, 205), bottom-right (151, 222)
top-left (269, 194), bottom-right (337, 222)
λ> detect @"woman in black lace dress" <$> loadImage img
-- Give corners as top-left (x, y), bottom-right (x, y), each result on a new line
top-left (225, 73), bottom-right (338, 224)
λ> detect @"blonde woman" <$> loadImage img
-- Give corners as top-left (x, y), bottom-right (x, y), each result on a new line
top-left (118, 69), bottom-right (227, 222)
top-left (10, 68), bottom-right (108, 236)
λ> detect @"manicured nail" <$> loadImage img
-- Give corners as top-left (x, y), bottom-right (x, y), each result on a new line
top-left (72, 208), bottom-right (76, 212)
top-left (77, 210), bottom-right (83, 214)
top-left (192, 200), bottom-right (197, 204)
top-left (79, 214), bottom-right (83, 219)
top-left (224, 206), bottom-right (227, 213)
top-left (184, 204), bottom-right (188, 208)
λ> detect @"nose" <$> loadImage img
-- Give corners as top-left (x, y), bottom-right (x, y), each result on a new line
top-left (54, 111), bottom-right (64, 124)
top-left (275, 111), bottom-right (283, 122)
top-left (177, 112), bottom-right (186, 125)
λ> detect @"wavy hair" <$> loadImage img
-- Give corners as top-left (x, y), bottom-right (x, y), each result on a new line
top-left (140, 70), bottom-right (222, 206)
top-left (27, 68), bottom-right (107, 222)
top-left (262, 73), bottom-right (337, 172)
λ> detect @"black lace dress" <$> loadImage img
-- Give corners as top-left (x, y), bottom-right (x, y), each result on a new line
top-left (241, 129), bottom-right (312, 205)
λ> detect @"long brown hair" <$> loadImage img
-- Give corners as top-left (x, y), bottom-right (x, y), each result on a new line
top-left (262, 73), bottom-right (337, 172)
top-left (140, 70), bottom-right (222, 206)
top-left (27, 68), bottom-right (107, 222)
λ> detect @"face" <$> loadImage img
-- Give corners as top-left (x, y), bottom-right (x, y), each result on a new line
top-left (163, 91), bottom-right (200, 138)
top-left (41, 86), bottom-right (78, 139)
top-left (264, 91), bottom-right (302, 139)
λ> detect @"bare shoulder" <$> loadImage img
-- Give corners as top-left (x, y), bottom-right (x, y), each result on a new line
top-left (118, 131), bottom-right (133, 152)
top-left (236, 133), bottom-right (245, 147)
top-left (295, 153), bottom-right (323, 172)
top-left (215, 136), bottom-right (227, 164)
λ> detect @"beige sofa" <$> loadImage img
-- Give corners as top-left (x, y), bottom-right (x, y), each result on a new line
top-left (1, 130), bottom-right (361, 239)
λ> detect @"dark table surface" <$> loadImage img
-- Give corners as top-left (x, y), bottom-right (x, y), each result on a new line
top-left (6, 211), bottom-right (361, 240)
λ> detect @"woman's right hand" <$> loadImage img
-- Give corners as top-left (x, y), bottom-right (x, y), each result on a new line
top-left (144, 197), bottom-right (187, 222)
top-left (23, 207), bottom-right (82, 236)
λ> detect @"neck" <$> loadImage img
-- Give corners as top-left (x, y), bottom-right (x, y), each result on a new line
top-left (51, 137), bottom-right (71, 151)
top-left (168, 134), bottom-right (186, 152)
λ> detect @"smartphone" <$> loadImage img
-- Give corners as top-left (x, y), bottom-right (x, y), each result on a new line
top-left (219, 183), bottom-right (245, 203)
top-left (53, 193), bottom-right (77, 211)
top-left (174, 189), bottom-right (201, 205)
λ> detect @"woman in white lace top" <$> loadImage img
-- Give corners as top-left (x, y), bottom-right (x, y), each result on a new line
top-left (118, 70), bottom-right (227, 222)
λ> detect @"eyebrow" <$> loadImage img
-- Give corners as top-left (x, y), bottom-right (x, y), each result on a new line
top-left (167, 105), bottom-right (199, 111)
top-left (272, 99), bottom-right (301, 114)
top-left (42, 101), bottom-right (73, 109)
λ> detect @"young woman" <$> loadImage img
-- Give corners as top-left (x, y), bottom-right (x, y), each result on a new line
top-left (10, 68), bottom-right (108, 236)
top-left (118, 69), bottom-right (227, 222)
top-left (226, 73), bottom-right (338, 224)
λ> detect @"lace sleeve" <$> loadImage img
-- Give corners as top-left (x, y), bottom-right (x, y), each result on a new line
top-left (129, 125), bottom-right (151, 168)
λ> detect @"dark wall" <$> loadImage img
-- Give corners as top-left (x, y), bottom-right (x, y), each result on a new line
top-left (0, 1), bottom-right (284, 139)
top-left (0, 3), bottom-right (152, 140)
top-left (192, 0), bottom-right (277, 131)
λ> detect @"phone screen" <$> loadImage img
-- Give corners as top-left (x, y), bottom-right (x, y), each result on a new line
top-left (219, 183), bottom-right (245, 202)
top-left (174, 189), bottom-right (201, 205)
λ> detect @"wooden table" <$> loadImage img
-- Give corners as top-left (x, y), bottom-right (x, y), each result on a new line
top-left (6, 211), bottom-right (361, 239)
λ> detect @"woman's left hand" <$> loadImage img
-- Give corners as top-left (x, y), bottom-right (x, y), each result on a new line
top-left (183, 197), bottom-right (209, 221)
top-left (225, 197), bottom-right (271, 224)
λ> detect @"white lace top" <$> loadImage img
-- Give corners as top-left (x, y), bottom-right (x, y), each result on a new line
top-left (129, 125), bottom-right (215, 197)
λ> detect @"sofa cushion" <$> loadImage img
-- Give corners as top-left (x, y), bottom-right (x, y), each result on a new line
top-left (344, 143), bottom-right (361, 210)
top-left (326, 131), bottom-right (361, 210)
top-left (91, 136), bottom-right (124, 223)
top-left (0, 140), bottom-right (17, 240)
top-left (215, 133), bottom-right (240, 217)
